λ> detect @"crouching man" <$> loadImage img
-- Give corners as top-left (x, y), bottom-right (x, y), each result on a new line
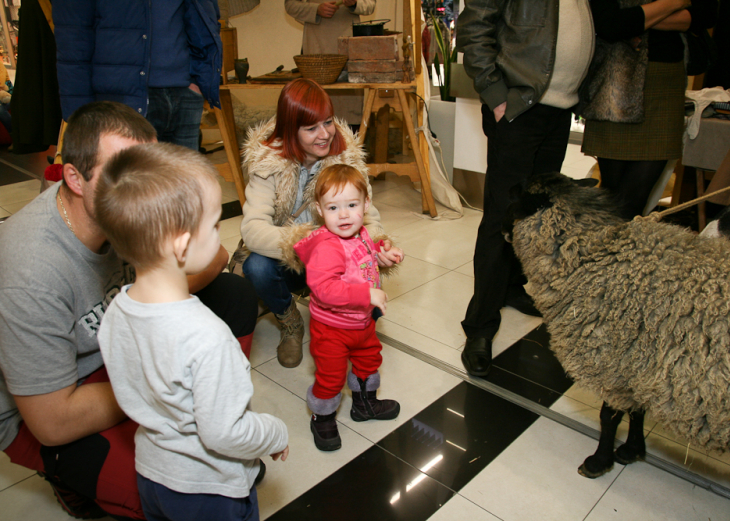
top-left (0, 101), bottom-right (258, 519)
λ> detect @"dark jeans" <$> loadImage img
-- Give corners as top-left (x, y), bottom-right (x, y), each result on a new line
top-left (461, 103), bottom-right (572, 339)
top-left (146, 87), bottom-right (204, 151)
top-left (137, 474), bottom-right (259, 521)
top-left (241, 252), bottom-right (307, 316)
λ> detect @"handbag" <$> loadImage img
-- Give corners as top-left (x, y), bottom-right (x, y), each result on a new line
top-left (683, 29), bottom-right (718, 77)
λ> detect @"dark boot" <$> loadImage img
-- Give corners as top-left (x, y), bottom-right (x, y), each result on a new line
top-left (38, 472), bottom-right (107, 519)
top-left (349, 372), bottom-right (400, 422)
top-left (310, 413), bottom-right (341, 451)
top-left (307, 386), bottom-right (342, 451)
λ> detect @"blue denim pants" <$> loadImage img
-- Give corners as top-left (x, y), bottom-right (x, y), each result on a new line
top-left (146, 87), bottom-right (204, 151)
top-left (242, 252), bottom-right (307, 316)
top-left (137, 473), bottom-right (259, 521)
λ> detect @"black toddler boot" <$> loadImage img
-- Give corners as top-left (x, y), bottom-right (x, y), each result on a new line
top-left (307, 386), bottom-right (342, 451)
top-left (349, 372), bottom-right (400, 422)
top-left (310, 412), bottom-right (342, 451)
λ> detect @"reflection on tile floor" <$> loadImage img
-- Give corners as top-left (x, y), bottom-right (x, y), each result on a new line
top-left (2, 144), bottom-right (730, 521)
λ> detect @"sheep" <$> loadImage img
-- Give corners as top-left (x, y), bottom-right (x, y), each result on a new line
top-left (502, 171), bottom-right (730, 479)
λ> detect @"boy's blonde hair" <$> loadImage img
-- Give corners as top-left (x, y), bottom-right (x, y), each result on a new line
top-left (95, 142), bottom-right (219, 270)
top-left (314, 164), bottom-right (369, 203)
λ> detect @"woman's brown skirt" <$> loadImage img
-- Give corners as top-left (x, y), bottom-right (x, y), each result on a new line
top-left (582, 60), bottom-right (686, 161)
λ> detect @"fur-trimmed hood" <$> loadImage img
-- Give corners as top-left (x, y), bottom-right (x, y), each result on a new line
top-left (239, 116), bottom-right (392, 274)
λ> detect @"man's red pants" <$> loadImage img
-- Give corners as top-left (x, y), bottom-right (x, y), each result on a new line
top-left (309, 318), bottom-right (382, 399)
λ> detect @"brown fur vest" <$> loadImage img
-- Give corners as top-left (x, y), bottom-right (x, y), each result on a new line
top-left (576, 0), bottom-right (651, 123)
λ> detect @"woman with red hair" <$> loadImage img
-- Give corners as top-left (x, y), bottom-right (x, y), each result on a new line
top-left (236, 79), bottom-right (397, 368)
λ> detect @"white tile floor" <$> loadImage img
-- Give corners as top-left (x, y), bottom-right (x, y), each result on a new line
top-left (2, 144), bottom-right (730, 520)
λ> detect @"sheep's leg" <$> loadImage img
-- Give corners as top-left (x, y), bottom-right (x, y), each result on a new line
top-left (614, 409), bottom-right (646, 465)
top-left (578, 402), bottom-right (623, 479)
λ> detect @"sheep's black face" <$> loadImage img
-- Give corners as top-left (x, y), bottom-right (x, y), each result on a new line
top-left (502, 173), bottom-right (601, 243)
top-left (502, 191), bottom-right (553, 243)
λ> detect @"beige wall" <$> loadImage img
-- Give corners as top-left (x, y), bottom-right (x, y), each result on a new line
top-left (229, 1), bottom-right (404, 78)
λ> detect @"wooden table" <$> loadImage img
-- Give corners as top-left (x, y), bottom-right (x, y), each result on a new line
top-left (211, 81), bottom-right (437, 217)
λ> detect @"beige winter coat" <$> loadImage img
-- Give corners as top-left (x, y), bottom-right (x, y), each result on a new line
top-left (284, 0), bottom-right (376, 124)
top-left (240, 117), bottom-right (389, 272)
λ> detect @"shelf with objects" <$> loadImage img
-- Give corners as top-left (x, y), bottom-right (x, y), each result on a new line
top-left (211, 0), bottom-right (437, 217)
top-left (0, 0), bottom-right (19, 68)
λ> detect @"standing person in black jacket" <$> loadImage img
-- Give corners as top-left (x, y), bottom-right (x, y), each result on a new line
top-left (456, 0), bottom-right (595, 377)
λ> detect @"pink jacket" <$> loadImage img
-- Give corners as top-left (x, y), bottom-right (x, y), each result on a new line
top-left (293, 226), bottom-right (382, 330)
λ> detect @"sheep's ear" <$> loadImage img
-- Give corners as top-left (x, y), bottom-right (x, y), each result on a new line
top-left (502, 192), bottom-right (553, 242)
top-left (509, 182), bottom-right (524, 201)
top-left (573, 178), bottom-right (599, 188)
top-left (506, 192), bottom-right (553, 223)
top-left (518, 192), bottom-right (553, 217)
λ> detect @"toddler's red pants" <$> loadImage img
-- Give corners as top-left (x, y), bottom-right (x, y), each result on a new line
top-left (310, 317), bottom-right (382, 399)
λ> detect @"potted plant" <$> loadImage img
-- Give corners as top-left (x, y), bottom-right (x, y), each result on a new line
top-left (426, 14), bottom-right (458, 182)
top-left (430, 14), bottom-right (457, 102)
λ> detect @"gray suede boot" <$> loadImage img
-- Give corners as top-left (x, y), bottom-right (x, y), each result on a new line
top-left (348, 372), bottom-right (400, 422)
top-left (307, 386), bottom-right (342, 451)
top-left (274, 300), bottom-right (304, 368)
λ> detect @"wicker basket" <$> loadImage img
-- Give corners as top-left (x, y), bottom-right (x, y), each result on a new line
top-left (293, 54), bottom-right (348, 85)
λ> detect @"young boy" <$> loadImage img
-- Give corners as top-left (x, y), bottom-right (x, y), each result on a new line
top-left (95, 142), bottom-right (289, 521)
top-left (293, 164), bottom-right (405, 451)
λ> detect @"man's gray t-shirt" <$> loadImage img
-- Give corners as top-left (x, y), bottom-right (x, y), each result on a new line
top-left (0, 183), bottom-right (130, 450)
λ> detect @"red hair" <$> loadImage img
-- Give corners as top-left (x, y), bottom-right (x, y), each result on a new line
top-left (315, 164), bottom-right (369, 203)
top-left (263, 79), bottom-right (347, 163)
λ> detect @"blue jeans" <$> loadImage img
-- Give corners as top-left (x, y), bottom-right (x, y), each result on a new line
top-left (137, 474), bottom-right (258, 521)
top-left (146, 87), bottom-right (204, 151)
top-left (242, 252), bottom-right (307, 316)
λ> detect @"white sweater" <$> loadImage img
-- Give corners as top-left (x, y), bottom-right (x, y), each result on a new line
top-left (99, 286), bottom-right (288, 498)
top-left (541, 0), bottom-right (595, 109)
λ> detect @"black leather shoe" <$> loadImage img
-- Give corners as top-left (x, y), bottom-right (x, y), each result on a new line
top-left (461, 337), bottom-right (492, 377)
top-left (505, 286), bottom-right (541, 317)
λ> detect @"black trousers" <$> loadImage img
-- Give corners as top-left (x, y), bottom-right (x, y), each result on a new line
top-left (461, 103), bottom-right (572, 339)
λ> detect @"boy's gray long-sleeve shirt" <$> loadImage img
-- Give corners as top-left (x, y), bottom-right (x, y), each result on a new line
top-left (99, 286), bottom-right (288, 498)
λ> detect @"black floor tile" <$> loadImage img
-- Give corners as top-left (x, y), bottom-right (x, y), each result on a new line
top-left (0, 164), bottom-right (32, 186)
top-left (485, 366), bottom-right (565, 408)
top-left (378, 382), bottom-right (540, 492)
top-left (267, 445), bottom-right (455, 521)
top-left (0, 146), bottom-right (52, 181)
top-left (221, 200), bottom-right (242, 220)
top-left (492, 325), bottom-right (573, 397)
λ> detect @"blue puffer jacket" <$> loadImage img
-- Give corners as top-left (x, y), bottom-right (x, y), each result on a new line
top-left (54, 0), bottom-right (222, 121)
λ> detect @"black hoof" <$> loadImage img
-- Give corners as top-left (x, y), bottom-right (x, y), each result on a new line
top-left (614, 443), bottom-right (646, 466)
top-left (577, 455), bottom-right (614, 479)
